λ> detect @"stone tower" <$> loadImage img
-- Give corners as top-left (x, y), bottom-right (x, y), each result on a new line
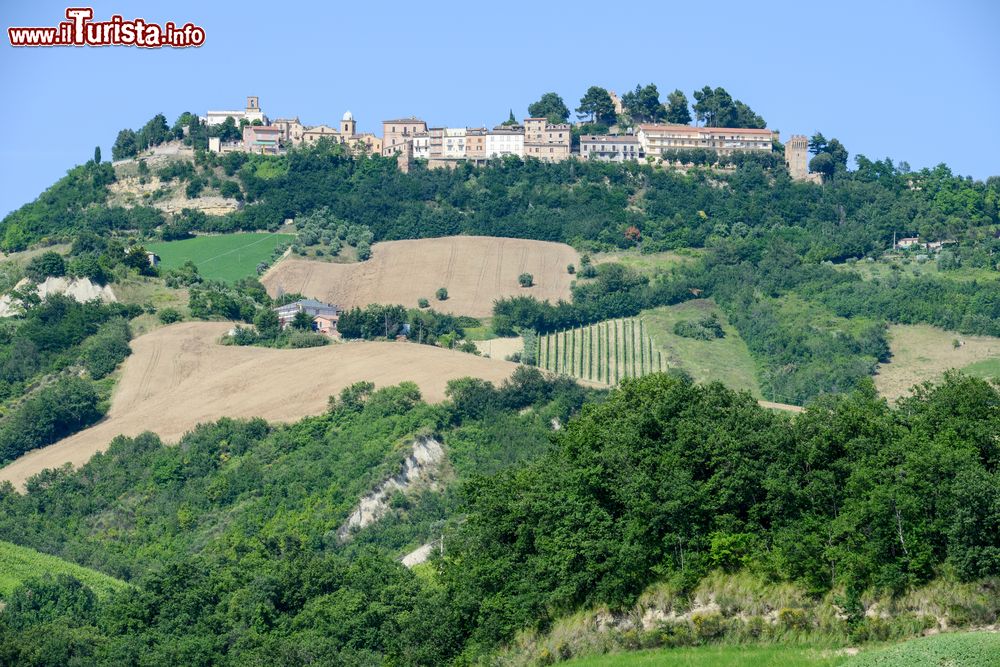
top-left (340, 110), bottom-right (357, 137)
top-left (785, 135), bottom-right (809, 180)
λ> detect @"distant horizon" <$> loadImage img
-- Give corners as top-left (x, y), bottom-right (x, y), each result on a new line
top-left (2, 0), bottom-right (998, 217)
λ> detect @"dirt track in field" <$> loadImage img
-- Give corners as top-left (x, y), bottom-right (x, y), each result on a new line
top-left (261, 236), bottom-right (580, 317)
top-left (0, 322), bottom-right (521, 491)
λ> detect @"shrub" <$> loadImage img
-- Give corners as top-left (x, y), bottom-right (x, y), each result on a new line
top-left (673, 314), bottom-right (724, 340)
top-left (436, 288), bottom-right (448, 301)
top-left (567, 264), bottom-right (575, 274)
top-left (777, 607), bottom-right (811, 632)
top-left (25, 251), bottom-right (66, 283)
top-left (691, 611), bottom-right (724, 640)
top-left (81, 318), bottom-right (132, 379)
top-left (418, 298), bottom-right (430, 309)
top-left (518, 272), bottom-right (534, 287)
top-left (158, 308), bottom-right (182, 324)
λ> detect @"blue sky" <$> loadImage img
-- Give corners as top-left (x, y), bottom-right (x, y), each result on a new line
top-left (1, 0), bottom-right (998, 217)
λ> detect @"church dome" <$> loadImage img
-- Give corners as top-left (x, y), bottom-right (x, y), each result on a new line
top-left (342, 110), bottom-right (354, 121)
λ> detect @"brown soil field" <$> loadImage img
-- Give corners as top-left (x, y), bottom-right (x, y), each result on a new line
top-left (0, 322), bottom-right (521, 491)
top-left (261, 236), bottom-right (580, 317)
top-left (875, 323), bottom-right (1000, 401)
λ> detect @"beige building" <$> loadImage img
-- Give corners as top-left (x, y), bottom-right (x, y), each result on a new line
top-left (272, 117), bottom-right (305, 145)
top-left (637, 124), bottom-right (773, 158)
top-left (465, 128), bottom-right (487, 161)
top-left (580, 134), bottom-right (642, 162)
top-left (382, 117), bottom-right (428, 156)
top-left (301, 124), bottom-right (341, 144)
top-left (352, 133), bottom-right (382, 155)
top-left (204, 96), bottom-right (267, 127)
top-left (523, 118), bottom-right (572, 162)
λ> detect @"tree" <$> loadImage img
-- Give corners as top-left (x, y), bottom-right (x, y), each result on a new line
top-left (112, 129), bottom-right (138, 160)
top-left (621, 83), bottom-right (665, 123)
top-left (567, 264), bottom-right (575, 275)
top-left (518, 273), bottom-right (534, 287)
top-left (501, 109), bottom-right (519, 127)
top-left (693, 86), bottom-right (765, 128)
top-left (665, 89), bottom-right (692, 124)
top-left (25, 251), bottom-right (66, 282)
top-left (137, 113), bottom-right (170, 150)
top-left (159, 308), bottom-right (182, 324)
top-left (291, 310), bottom-right (314, 331)
top-left (808, 132), bottom-right (828, 155)
top-left (528, 92), bottom-right (570, 124)
top-left (809, 152), bottom-right (835, 179)
top-left (123, 246), bottom-right (155, 275)
top-left (93, 146), bottom-right (101, 164)
top-left (576, 86), bottom-right (616, 126)
top-left (253, 308), bottom-right (280, 338)
top-left (215, 116), bottom-right (241, 143)
top-left (825, 138), bottom-right (849, 172)
top-left (807, 133), bottom-right (849, 175)
top-left (418, 298), bottom-right (430, 309)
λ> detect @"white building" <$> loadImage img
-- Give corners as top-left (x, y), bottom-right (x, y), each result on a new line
top-left (203, 96), bottom-right (267, 127)
top-left (442, 128), bottom-right (467, 159)
top-left (484, 127), bottom-right (524, 158)
top-left (411, 133), bottom-right (430, 159)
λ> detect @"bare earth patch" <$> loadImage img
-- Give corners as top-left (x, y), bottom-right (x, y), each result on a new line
top-left (0, 322), bottom-right (520, 491)
top-left (475, 336), bottom-right (524, 360)
top-left (262, 236), bottom-right (579, 317)
top-left (875, 324), bottom-right (1000, 401)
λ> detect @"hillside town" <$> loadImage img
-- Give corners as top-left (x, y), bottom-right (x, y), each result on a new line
top-left (202, 95), bottom-right (821, 182)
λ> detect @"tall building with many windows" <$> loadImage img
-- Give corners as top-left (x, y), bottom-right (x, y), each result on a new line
top-left (637, 124), bottom-right (773, 157)
top-left (523, 118), bottom-right (571, 162)
top-left (382, 117), bottom-right (428, 156)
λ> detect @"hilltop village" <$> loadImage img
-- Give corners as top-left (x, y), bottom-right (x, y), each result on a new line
top-left (195, 94), bottom-right (821, 182)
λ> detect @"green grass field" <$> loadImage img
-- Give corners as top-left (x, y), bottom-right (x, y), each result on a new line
top-left (537, 318), bottom-right (665, 384)
top-left (0, 540), bottom-right (128, 599)
top-left (846, 632), bottom-right (1000, 666)
top-left (147, 232), bottom-right (294, 282)
top-left (563, 644), bottom-right (848, 667)
top-left (961, 357), bottom-right (1000, 381)
top-left (592, 248), bottom-right (704, 278)
top-left (561, 633), bottom-right (1000, 667)
top-left (642, 299), bottom-right (763, 398)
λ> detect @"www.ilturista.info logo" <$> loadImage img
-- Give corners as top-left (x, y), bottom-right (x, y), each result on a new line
top-left (8, 8), bottom-right (205, 48)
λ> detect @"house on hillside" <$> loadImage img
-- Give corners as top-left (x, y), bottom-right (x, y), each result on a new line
top-left (273, 299), bottom-right (340, 335)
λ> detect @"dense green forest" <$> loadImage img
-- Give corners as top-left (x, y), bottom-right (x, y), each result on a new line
top-left (0, 371), bottom-right (997, 664)
top-left (0, 294), bottom-right (141, 464)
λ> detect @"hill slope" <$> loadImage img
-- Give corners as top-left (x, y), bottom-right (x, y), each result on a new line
top-left (0, 540), bottom-right (127, 599)
top-left (262, 236), bottom-right (579, 316)
top-left (0, 321), bottom-right (522, 490)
